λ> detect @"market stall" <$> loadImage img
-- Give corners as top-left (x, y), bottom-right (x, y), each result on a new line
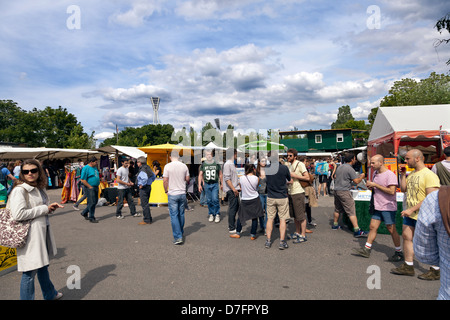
top-left (138, 144), bottom-right (193, 205)
top-left (348, 104), bottom-right (450, 233)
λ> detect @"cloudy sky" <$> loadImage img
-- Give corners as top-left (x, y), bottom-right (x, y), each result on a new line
top-left (1, 0), bottom-right (449, 143)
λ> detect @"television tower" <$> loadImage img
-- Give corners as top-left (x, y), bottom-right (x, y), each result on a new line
top-left (151, 97), bottom-right (160, 124)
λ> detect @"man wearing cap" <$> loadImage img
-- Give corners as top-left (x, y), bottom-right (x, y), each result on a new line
top-left (136, 156), bottom-right (155, 225)
top-left (80, 156), bottom-right (100, 223)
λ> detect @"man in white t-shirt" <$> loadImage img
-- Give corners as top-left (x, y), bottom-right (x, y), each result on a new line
top-left (352, 154), bottom-right (402, 260)
top-left (115, 159), bottom-right (138, 219)
top-left (163, 150), bottom-right (190, 245)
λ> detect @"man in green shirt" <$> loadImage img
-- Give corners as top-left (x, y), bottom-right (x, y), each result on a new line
top-left (198, 149), bottom-right (223, 223)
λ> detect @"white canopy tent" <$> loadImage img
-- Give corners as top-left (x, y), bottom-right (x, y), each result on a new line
top-left (0, 147), bottom-right (98, 161)
top-left (94, 145), bottom-right (147, 159)
top-left (368, 105), bottom-right (450, 158)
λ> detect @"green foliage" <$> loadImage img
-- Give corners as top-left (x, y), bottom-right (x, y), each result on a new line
top-left (368, 72), bottom-right (450, 126)
top-left (331, 105), bottom-right (354, 129)
top-left (0, 100), bottom-right (91, 148)
top-left (99, 124), bottom-right (175, 147)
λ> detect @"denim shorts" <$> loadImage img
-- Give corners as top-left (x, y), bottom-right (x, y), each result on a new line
top-left (372, 210), bottom-right (396, 225)
top-left (403, 216), bottom-right (417, 228)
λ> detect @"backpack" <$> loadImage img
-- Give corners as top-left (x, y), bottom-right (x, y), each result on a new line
top-left (435, 162), bottom-right (450, 186)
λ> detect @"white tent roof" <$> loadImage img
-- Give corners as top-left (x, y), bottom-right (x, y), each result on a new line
top-left (95, 145), bottom-right (147, 159)
top-left (189, 142), bottom-right (227, 150)
top-left (368, 104), bottom-right (450, 142)
top-left (0, 147), bottom-right (98, 160)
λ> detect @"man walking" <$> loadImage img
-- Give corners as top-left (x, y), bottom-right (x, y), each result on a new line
top-left (352, 154), bottom-right (402, 260)
top-left (115, 159), bottom-right (139, 219)
top-left (432, 146), bottom-right (450, 185)
top-left (223, 148), bottom-right (240, 234)
top-left (316, 158), bottom-right (328, 197)
top-left (286, 148), bottom-right (310, 243)
top-left (136, 156), bottom-right (155, 225)
top-left (80, 157), bottom-right (100, 223)
top-left (198, 149), bottom-right (222, 223)
top-left (391, 149), bottom-right (440, 279)
top-left (414, 186), bottom-right (450, 300)
top-left (332, 153), bottom-right (368, 237)
top-left (265, 153), bottom-right (292, 250)
top-left (163, 149), bottom-right (190, 245)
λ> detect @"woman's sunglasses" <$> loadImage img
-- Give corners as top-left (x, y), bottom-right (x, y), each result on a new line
top-left (22, 168), bottom-right (39, 175)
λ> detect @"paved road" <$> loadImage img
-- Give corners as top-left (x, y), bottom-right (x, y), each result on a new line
top-left (0, 188), bottom-right (440, 301)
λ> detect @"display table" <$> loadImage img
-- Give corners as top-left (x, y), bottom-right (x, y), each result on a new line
top-left (343, 190), bottom-right (404, 235)
top-left (102, 187), bottom-right (119, 204)
top-left (149, 179), bottom-right (167, 205)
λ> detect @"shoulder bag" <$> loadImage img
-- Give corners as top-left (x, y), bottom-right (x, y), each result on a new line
top-left (0, 186), bottom-right (32, 248)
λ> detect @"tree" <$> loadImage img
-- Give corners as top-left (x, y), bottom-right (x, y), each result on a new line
top-left (435, 13), bottom-right (450, 68)
top-left (33, 106), bottom-right (79, 148)
top-left (99, 124), bottom-right (175, 147)
top-left (368, 72), bottom-right (450, 127)
top-left (0, 100), bottom-right (90, 148)
top-left (331, 105), bottom-right (354, 129)
top-left (66, 124), bottom-right (96, 149)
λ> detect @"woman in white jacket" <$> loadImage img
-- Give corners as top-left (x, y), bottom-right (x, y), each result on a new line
top-left (9, 159), bottom-right (63, 300)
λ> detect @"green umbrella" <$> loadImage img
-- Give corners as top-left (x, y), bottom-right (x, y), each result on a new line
top-left (238, 140), bottom-right (287, 152)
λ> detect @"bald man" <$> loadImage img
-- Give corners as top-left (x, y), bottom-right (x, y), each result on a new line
top-left (391, 149), bottom-right (440, 279)
top-left (352, 154), bottom-right (402, 260)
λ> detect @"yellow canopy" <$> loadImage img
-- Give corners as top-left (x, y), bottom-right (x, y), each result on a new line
top-left (138, 144), bottom-right (193, 169)
top-left (138, 143), bottom-right (192, 155)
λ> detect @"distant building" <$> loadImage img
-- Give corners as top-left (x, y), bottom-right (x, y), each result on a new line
top-left (279, 128), bottom-right (353, 153)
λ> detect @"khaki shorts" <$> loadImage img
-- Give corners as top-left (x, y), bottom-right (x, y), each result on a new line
top-left (334, 190), bottom-right (356, 217)
top-left (267, 197), bottom-right (290, 220)
top-left (288, 193), bottom-right (306, 221)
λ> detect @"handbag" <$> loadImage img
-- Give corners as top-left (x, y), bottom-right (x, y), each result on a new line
top-left (0, 208), bottom-right (31, 248)
top-left (0, 186), bottom-right (32, 248)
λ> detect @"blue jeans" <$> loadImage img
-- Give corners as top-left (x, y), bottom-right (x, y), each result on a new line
top-left (200, 188), bottom-right (207, 206)
top-left (204, 182), bottom-right (220, 216)
top-left (259, 194), bottom-right (267, 229)
top-left (20, 265), bottom-right (57, 300)
top-left (81, 186), bottom-right (98, 219)
top-left (168, 194), bottom-right (186, 240)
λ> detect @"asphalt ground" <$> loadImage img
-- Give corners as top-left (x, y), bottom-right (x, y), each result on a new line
top-left (0, 187), bottom-right (441, 303)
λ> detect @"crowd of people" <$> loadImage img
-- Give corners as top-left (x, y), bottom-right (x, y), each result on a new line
top-left (2, 145), bottom-right (449, 300)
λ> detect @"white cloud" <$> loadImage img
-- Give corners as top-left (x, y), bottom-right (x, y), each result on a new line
top-left (94, 131), bottom-right (114, 140)
top-left (109, 0), bottom-right (163, 27)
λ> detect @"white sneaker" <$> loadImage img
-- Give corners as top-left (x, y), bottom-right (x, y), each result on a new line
top-left (215, 215), bottom-right (220, 223)
top-left (72, 205), bottom-right (80, 211)
top-left (116, 215), bottom-right (124, 219)
top-left (208, 215), bottom-right (214, 222)
top-left (54, 292), bottom-right (63, 300)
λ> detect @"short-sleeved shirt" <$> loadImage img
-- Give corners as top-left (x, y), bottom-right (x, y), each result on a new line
top-left (287, 160), bottom-right (307, 195)
top-left (266, 162), bottom-right (291, 199)
top-left (239, 175), bottom-right (259, 200)
top-left (222, 160), bottom-right (239, 192)
top-left (116, 166), bottom-right (130, 189)
top-left (372, 169), bottom-right (398, 211)
top-left (200, 161), bottom-right (221, 184)
top-left (80, 165), bottom-right (100, 187)
top-left (405, 167), bottom-right (440, 220)
top-left (163, 160), bottom-right (189, 196)
top-left (333, 163), bottom-right (357, 191)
